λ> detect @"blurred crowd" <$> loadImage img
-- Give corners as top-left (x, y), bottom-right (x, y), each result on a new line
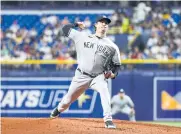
top-left (108, 2), bottom-right (181, 61)
top-left (1, 15), bottom-right (93, 70)
top-left (1, 2), bottom-right (181, 70)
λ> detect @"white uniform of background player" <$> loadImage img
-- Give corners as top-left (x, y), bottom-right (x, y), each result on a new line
top-left (50, 16), bottom-right (121, 129)
top-left (111, 89), bottom-right (136, 121)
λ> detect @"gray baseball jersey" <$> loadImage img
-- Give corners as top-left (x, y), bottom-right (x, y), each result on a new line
top-left (111, 94), bottom-right (134, 108)
top-left (68, 29), bottom-right (121, 74)
top-left (56, 24), bottom-right (121, 123)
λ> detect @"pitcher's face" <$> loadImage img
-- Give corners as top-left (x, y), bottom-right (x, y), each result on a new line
top-left (95, 20), bottom-right (109, 34)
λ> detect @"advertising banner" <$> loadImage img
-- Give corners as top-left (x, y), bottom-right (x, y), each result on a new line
top-left (1, 77), bottom-right (99, 117)
top-left (1, 70), bottom-right (181, 121)
top-left (153, 77), bottom-right (181, 121)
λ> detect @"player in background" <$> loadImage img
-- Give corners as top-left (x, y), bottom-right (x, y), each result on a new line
top-left (50, 16), bottom-right (121, 129)
top-left (111, 89), bottom-right (136, 121)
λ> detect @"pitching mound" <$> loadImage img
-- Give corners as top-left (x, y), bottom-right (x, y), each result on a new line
top-left (2, 118), bottom-right (181, 134)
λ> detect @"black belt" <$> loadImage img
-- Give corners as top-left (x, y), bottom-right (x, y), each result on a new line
top-left (77, 68), bottom-right (99, 78)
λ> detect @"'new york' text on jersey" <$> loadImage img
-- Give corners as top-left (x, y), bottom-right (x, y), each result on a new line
top-left (68, 29), bottom-right (121, 74)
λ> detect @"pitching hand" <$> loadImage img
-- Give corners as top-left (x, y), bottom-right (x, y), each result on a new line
top-left (77, 22), bottom-right (85, 30)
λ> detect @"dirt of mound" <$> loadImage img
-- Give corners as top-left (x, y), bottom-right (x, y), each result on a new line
top-left (1, 118), bottom-right (181, 134)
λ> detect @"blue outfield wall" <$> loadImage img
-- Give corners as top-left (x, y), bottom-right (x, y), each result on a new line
top-left (1, 70), bottom-right (181, 121)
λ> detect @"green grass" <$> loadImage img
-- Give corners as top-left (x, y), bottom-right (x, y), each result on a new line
top-left (144, 122), bottom-right (181, 127)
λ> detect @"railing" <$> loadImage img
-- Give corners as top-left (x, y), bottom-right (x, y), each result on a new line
top-left (1, 59), bottom-right (181, 64)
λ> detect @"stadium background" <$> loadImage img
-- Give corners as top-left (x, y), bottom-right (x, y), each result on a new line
top-left (1, 1), bottom-right (181, 126)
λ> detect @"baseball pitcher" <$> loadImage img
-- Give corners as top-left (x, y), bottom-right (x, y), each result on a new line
top-left (111, 89), bottom-right (136, 121)
top-left (50, 16), bottom-right (121, 129)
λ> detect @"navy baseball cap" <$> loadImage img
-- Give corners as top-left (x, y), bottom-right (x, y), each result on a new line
top-left (96, 15), bottom-right (111, 24)
top-left (119, 89), bottom-right (125, 93)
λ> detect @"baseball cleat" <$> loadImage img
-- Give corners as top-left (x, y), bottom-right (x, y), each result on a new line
top-left (105, 121), bottom-right (116, 129)
top-left (50, 107), bottom-right (60, 118)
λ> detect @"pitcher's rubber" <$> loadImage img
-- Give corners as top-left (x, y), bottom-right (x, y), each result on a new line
top-left (2, 118), bottom-right (181, 134)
